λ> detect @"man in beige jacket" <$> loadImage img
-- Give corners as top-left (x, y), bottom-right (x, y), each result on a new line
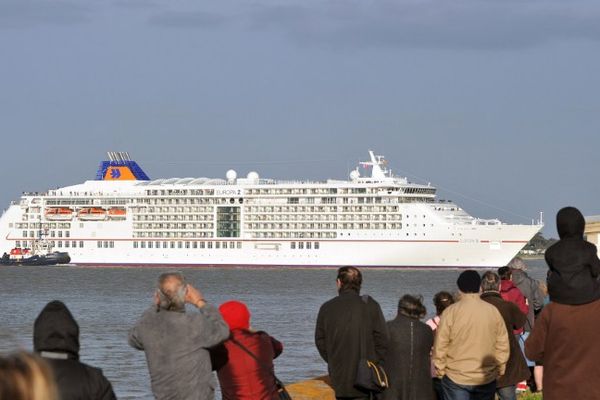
top-left (433, 270), bottom-right (510, 400)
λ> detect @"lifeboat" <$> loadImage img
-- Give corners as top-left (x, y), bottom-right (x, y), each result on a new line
top-left (77, 207), bottom-right (107, 221)
top-left (107, 207), bottom-right (126, 220)
top-left (45, 207), bottom-right (74, 221)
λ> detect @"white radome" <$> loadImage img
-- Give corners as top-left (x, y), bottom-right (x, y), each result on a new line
top-left (226, 169), bottom-right (237, 182)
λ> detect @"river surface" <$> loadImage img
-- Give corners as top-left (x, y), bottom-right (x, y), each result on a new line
top-left (0, 259), bottom-right (548, 399)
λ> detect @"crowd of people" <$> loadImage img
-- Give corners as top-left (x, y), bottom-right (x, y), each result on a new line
top-left (1, 206), bottom-right (599, 400)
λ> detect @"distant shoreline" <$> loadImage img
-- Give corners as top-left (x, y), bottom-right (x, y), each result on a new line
top-left (519, 254), bottom-right (544, 260)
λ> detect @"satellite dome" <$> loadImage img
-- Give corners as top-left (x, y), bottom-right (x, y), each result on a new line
top-left (247, 171), bottom-right (259, 181)
top-left (350, 170), bottom-right (360, 181)
top-left (226, 169), bottom-right (237, 181)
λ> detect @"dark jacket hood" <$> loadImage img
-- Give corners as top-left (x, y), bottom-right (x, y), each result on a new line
top-left (556, 206), bottom-right (585, 240)
top-left (33, 300), bottom-right (80, 358)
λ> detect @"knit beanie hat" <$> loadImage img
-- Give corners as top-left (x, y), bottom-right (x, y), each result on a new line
top-left (457, 270), bottom-right (481, 293)
top-left (219, 300), bottom-right (251, 330)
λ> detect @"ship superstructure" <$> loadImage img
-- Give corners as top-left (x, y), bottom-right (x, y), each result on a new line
top-left (0, 151), bottom-right (542, 268)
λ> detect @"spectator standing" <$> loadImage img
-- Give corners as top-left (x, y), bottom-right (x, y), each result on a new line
top-left (480, 272), bottom-right (530, 400)
top-left (507, 257), bottom-right (544, 332)
top-left (315, 266), bottom-right (388, 400)
top-left (33, 300), bottom-right (116, 400)
top-left (506, 257), bottom-right (543, 390)
top-left (497, 267), bottom-right (528, 334)
top-left (212, 300), bottom-right (284, 400)
top-left (381, 295), bottom-right (434, 400)
top-left (525, 206), bottom-right (600, 400)
top-left (0, 351), bottom-right (58, 400)
top-left (129, 272), bottom-right (229, 400)
top-left (433, 270), bottom-right (509, 400)
top-left (426, 291), bottom-right (455, 400)
top-left (544, 206), bottom-right (600, 305)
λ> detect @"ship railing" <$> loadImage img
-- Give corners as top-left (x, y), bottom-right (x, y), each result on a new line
top-left (472, 218), bottom-right (502, 225)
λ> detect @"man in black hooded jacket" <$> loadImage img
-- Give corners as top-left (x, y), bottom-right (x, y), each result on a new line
top-left (34, 300), bottom-right (117, 400)
top-left (545, 206), bottom-right (600, 305)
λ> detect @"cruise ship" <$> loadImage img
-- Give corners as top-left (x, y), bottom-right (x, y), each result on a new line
top-left (0, 151), bottom-right (542, 268)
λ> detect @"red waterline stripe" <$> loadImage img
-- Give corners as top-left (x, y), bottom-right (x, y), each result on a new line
top-left (70, 263), bottom-right (502, 270)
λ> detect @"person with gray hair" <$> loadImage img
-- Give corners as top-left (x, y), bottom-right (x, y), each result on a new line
top-left (129, 272), bottom-right (230, 400)
top-left (480, 272), bottom-right (530, 400)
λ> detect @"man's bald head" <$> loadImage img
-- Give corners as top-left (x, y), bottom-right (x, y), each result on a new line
top-left (156, 272), bottom-right (187, 311)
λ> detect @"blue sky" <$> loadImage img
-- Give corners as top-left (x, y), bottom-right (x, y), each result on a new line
top-left (1, 0), bottom-right (600, 237)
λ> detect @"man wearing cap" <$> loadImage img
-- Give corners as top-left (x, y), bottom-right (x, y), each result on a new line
top-left (433, 270), bottom-right (510, 400)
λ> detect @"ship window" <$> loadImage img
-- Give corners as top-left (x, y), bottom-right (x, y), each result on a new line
top-left (314, 242), bottom-right (319, 249)
top-left (79, 241), bottom-right (84, 248)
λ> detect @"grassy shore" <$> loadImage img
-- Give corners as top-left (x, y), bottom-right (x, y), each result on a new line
top-left (518, 390), bottom-right (542, 399)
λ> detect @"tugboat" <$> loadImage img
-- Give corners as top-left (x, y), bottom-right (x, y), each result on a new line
top-left (1, 238), bottom-right (70, 266)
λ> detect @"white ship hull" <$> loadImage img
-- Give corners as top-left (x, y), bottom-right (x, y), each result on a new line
top-left (0, 151), bottom-right (542, 268)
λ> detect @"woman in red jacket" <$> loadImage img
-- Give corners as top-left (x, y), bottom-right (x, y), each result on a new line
top-left (498, 267), bottom-right (529, 334)
top-left (213, 300), bottom-right (284, 400)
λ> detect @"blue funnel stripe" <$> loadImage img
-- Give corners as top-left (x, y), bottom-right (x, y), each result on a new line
top-left (95, 161), bottom-right (150, 181)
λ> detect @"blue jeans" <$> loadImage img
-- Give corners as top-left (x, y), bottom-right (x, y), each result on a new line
top-left (517, 332), bottom-right (535, 367)
top-left (496, 385), bottom-right (517, 400)
top-left (441, 376), bottom-right (496, 400)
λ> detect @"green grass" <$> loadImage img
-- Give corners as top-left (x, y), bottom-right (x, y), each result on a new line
top-left (517, 390), bottom-right (543, 400)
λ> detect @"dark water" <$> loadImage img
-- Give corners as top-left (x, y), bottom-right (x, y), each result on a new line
top-left (0, 260), bottom-right (548, 399)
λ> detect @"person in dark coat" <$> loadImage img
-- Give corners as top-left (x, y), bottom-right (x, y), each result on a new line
top-left (381, 295), bottom-right (434, 400)
top-left (480, 272), bottom-right (530, 400)
top-left (33, 300), bottom-right (117, 400)
top-left (506, 256), bottom-right (543, 391)
top-left (426, 291), bottom-right (455, 400)
top-left (212, 300), bottom-right (284, 400)
top-left (315, 266), bottom-right (389, 400)
top-left (545, 206), bottom-right (600, 305)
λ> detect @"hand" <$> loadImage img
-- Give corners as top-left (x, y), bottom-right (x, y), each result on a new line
top-left (185, 284), bottom-right (206, 308)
